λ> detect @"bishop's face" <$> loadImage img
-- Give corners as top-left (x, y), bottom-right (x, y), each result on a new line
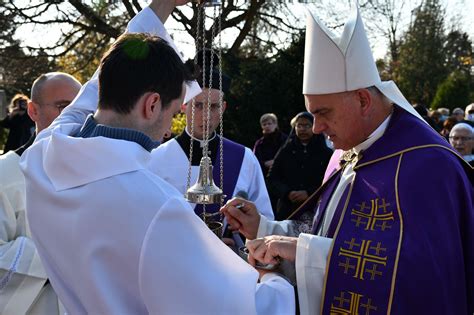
top-left (184, 88), bottom-right (226, 140)
top-left (305, 91), bottom-right (366, 151)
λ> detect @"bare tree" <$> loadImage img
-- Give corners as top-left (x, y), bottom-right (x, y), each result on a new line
top-left (0, 1), bottom-right (306, 60)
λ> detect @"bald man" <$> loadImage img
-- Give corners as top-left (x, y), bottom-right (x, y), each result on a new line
top-left (0, 72), bottom-right (81, 314)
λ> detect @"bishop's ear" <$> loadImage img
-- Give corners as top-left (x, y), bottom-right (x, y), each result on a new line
top-left (357, 88), bottom-right (372, 115)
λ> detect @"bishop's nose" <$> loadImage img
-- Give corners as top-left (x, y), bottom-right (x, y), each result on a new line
top-left (312, 119), bottom-right (326, 134)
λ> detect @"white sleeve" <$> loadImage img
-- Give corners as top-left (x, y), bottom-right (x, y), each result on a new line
top-left (139, 198), bottom-right (294, 314)
top-left (295, 233), bottom-right (332, 315)
top-left (244, 149), bottom-right (275, 220)
top-left (256, 273), bottom-right (295, 315)
top-left (257, 215), bottom-right (298, 238)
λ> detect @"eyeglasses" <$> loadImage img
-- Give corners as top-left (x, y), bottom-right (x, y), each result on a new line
top-left (295, 123), bottom-right (312, 129)
top-left (194, 102), bottom-right (220, 111)
top-left (449, 136), bottom-right (473, 142)
top-left (55, 103), bottom-right (70, 112)
top-left (38, 101), bottom-right (71, 113)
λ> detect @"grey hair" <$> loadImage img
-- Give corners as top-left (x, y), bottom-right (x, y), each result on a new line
top-left (260, 113), bottom-right (278, 125)
top-left (450, 122), bottom-right (474, 136)
top-left (364, 86), bottom-right (392, 105)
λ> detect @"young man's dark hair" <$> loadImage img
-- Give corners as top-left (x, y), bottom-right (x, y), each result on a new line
top-left (99, 33), bottom-right (193, 114)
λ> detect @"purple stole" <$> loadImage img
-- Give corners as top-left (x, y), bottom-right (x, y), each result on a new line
top-left (194, 138), bottom-right (245, 218)
top-left (320, 158), bottom-right (402, 314)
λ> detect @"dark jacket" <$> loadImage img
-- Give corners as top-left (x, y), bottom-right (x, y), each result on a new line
top-left (0, 111), bottom-right (34, 154)
top-left (267, 133), bottom-right (332, 220)
top-left (253, 130), bottom-right (287, 176)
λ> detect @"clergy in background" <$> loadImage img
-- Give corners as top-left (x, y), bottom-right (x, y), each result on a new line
top-left (149, 65), bottom-right (274, 225)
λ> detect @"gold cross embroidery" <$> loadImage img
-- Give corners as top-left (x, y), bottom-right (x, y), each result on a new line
top-left (338, 257), bottom-right (356, 274)
top-left (330, 291), bottom-right (378, 315)
top-left (350, 198), bottom-right (395, 231)
top-left (338, 239), bottom-right (387, 280)
top-left (333, 291), bottom-right (351, 308)
top-left (360, 298), bottom-right (378, 315)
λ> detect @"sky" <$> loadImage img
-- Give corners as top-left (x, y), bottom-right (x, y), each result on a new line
top-left (13, 0), bottom-right (474, 61)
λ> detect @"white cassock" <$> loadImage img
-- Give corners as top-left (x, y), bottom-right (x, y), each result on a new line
top-left (19, 6), bottom-right (294, 314)
top-left (149, 135), bottom-right (275, 220)
top-left (0, 151), bottom-right (62, 314)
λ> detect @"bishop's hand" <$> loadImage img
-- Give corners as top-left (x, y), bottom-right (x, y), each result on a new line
top-left (246, 236), bottom-right (298, 266)
top-left (220, 198), bottom-right (260, 240)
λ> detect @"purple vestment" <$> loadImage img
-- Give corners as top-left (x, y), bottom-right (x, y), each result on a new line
top-left (194, 138), bottom-right (245, 216)
top-left (290, 106), bottom-right (473, 314)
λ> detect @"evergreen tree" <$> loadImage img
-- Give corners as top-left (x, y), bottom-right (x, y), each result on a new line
top-left (224, 33), bottom-right (305, 147)
top-left (431, 71), bottom-right (471, 110)
top-left (396, 0), bottom-right (447, 106)
top-left (444, 29), bottom-right (473, 75)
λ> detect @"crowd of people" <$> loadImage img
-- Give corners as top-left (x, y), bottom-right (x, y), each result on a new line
top-left (0, 0), bottom-right (472, 314)
top-left (417, 105), bottom-right (474, 166)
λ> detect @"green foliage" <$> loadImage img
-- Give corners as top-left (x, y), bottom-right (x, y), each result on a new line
top-left (0, 47), bottom-right (54, 97)
top-left (431, 71), bottom-right (471, 110)
top-left (396, 0), bottom-right (448, 106)
top-left (444, 30), bottom-right (473, 75)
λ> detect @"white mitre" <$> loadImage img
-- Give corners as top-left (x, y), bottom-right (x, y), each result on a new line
top-left (303, 7), bottom-right (424, 121)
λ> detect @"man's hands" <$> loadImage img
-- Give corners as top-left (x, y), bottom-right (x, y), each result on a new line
top-left (220, 198), bottom-right (260, 240)
top-left (288, 190), bottom-right (308, 203)
top-left (149, 0), bottom-right (192, 24)
top-left (246, 236), bottom-right (298, 266)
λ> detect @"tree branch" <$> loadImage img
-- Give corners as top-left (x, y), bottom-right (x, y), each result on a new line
top-left (229, 0), bottom-right (264, 55)
top-left (131, 0), bottom-right (142, 12)
top-left (68, 0), bottom-right (121, 38)
top-left (121, 0), bottom-right (136, 19)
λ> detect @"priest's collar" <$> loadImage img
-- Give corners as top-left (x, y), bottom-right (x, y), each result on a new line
top-left (76, 114), bottom-right (160, 152)
top-left (184, 127), bottom-right (217, 147)
top-left (176, 129), bottom-right (220, 166)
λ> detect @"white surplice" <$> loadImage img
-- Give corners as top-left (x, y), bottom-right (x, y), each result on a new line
top-left (0, 151), bottom-right (62, 314)
top-left (20, 6), bottom-right (294, 314)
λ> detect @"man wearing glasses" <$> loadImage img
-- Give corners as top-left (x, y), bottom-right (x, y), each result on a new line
top-left (0, 72), bottom-right (81, 314)
top-left (449, 122), bottom-right (474, 166)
